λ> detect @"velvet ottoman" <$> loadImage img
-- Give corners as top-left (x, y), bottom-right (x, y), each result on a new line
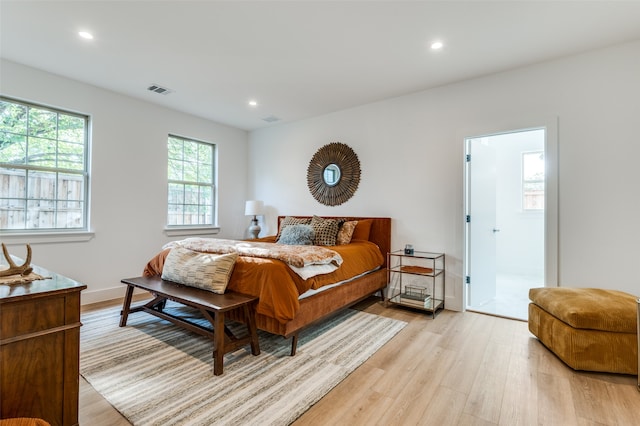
top-left (528, 287), bottom-right (638, 375)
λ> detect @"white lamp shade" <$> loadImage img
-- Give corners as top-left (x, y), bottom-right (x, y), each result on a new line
top-left (245, 200), bottom-right (264, 216)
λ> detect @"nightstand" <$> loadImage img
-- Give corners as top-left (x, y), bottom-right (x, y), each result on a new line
top-left (386, 250), bottom-right (445, 318)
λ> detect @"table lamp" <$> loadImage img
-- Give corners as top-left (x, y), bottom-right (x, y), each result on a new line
top-left (245, 200), bottom-right (264, 239)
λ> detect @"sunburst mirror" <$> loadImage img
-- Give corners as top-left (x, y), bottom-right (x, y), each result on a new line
top-left (307, 142), bottom-right (361, 206)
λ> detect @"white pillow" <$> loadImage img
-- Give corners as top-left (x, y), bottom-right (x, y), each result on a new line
top-left (161, 247), bottom-right (238, 294)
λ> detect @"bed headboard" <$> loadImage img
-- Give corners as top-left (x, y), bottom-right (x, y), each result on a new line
top-left (277, 216), bottom-right (392, 268)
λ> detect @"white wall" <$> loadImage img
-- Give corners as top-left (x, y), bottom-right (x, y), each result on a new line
top-left (0, 59), bottom-right (249, 304)
top-left (249, 40), bottom-right (640, 310)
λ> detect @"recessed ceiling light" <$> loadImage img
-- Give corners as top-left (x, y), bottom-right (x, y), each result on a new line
top-left (248, 100), bottom-right (258, 107)
top-left (78, 31), bottom-right (94, 40)
top-left (431, 41), bottom-right (443, 50)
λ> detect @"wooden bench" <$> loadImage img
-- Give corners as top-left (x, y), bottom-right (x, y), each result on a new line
top-left (120, 276), bottom-right (260, 375)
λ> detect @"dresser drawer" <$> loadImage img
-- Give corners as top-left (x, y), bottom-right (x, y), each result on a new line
top-left (0, 294), bottom-right (78, 340)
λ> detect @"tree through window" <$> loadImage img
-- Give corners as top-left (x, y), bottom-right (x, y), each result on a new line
top-left (167, 135), bottom-right (215, 226)
top-left (0, 97), bottom-right (89, 231)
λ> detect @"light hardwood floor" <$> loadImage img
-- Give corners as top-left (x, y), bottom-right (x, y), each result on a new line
top-left (79, 297), bottom-right (639, 425)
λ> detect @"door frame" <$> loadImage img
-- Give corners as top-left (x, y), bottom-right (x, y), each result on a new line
top-left (462, 117), bottom-right (558, 312)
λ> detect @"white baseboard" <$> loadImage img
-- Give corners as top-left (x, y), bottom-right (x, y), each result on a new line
top-left (81, 285), bottom-right (145, 305)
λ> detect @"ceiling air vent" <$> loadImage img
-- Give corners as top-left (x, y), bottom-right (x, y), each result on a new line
top-left (147, 84), bottom-right (172, 95)
top-left (262, 115), bottom-right (280, 123)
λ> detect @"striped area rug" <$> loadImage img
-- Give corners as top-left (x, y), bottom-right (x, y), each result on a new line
top-left (80, 303), bottom-right (406, 426)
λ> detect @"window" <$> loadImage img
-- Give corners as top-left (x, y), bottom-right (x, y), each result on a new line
top-left (167, 135), bottom-right (215, 226)
top-left (522, 151), bottom-right (544, 210)
top-left (0, 97), bottom-right (89, 232)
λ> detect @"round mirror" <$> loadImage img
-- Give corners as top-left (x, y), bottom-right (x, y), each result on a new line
top-left (323, 164), bottom-right (341, 186)
top-left (307, 142), bottom-right (361, 206)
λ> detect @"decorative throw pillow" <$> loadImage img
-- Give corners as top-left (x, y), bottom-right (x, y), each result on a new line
top-left (276, 216), bottom-right (312, 241)
top-left (351, 219), bottom-right (373, 241)
top-left (336, 220), bottom-right (358, 245)
top-left (161, 247), bottom-right (238, 294)
top-left (310, 215), bottom-right (340, 246)
top-left (277, 224), bottom-right (315, 245)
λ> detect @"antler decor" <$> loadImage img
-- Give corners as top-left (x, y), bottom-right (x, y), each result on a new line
top-left (0, 243), bottom-right (33, 277)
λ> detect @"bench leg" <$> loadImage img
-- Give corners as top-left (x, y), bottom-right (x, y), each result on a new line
top-left (213, 311), bottom-right (225, 376)
top-left (244, 303), bottom-right (260, 356)
top-left (119, 284), bottom-right (135, 327)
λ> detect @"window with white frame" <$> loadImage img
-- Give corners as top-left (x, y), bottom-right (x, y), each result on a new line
top-left (0, 97), bottom-right (89, 232)
top-left (522, 151), bottom-right (544, 210)
top-left (167, 135), bottom-right (215, 226)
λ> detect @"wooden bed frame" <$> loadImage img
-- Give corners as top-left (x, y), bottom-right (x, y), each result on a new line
top-left (230, 216), bottom-right (391, 354)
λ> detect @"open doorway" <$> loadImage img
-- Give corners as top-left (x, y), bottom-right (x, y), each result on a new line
top-left (465, 128), bottom-right (546, 320)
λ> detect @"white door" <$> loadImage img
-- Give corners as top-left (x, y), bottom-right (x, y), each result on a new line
top-left (467, 137), bottom-right (497, 307)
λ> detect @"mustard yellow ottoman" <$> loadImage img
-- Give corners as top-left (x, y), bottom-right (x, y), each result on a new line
top-left (528, 287), bottom-right (638, 375)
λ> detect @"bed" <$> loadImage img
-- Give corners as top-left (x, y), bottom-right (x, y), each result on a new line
top-left (141, 216), bottom-right (391, 353)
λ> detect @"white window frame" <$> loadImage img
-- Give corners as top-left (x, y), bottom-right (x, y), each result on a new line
top-left (165, 134), bottom-right (219, 236)
top-left (0, 96), bottom-right (91, 240)
top-left (522, 150), bottom-right (545, 211)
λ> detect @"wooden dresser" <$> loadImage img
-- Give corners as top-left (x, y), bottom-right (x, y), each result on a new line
top-left (0, 262), bottom-right (86, 426)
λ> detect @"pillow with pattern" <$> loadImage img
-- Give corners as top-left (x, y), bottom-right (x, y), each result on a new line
top-left (276, 216), bottom-right (312, 241)
top-left (310, 215), bottom-right (340, 246)
top-left (277, 224), bottom-right (315, 245)
top-left (161, 247), bottom-right (238, 294)
top-left (336, 220), bottom-right (358, 245)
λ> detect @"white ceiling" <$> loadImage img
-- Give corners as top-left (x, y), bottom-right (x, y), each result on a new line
top-left (2, 1), bottom-right (640, 131)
